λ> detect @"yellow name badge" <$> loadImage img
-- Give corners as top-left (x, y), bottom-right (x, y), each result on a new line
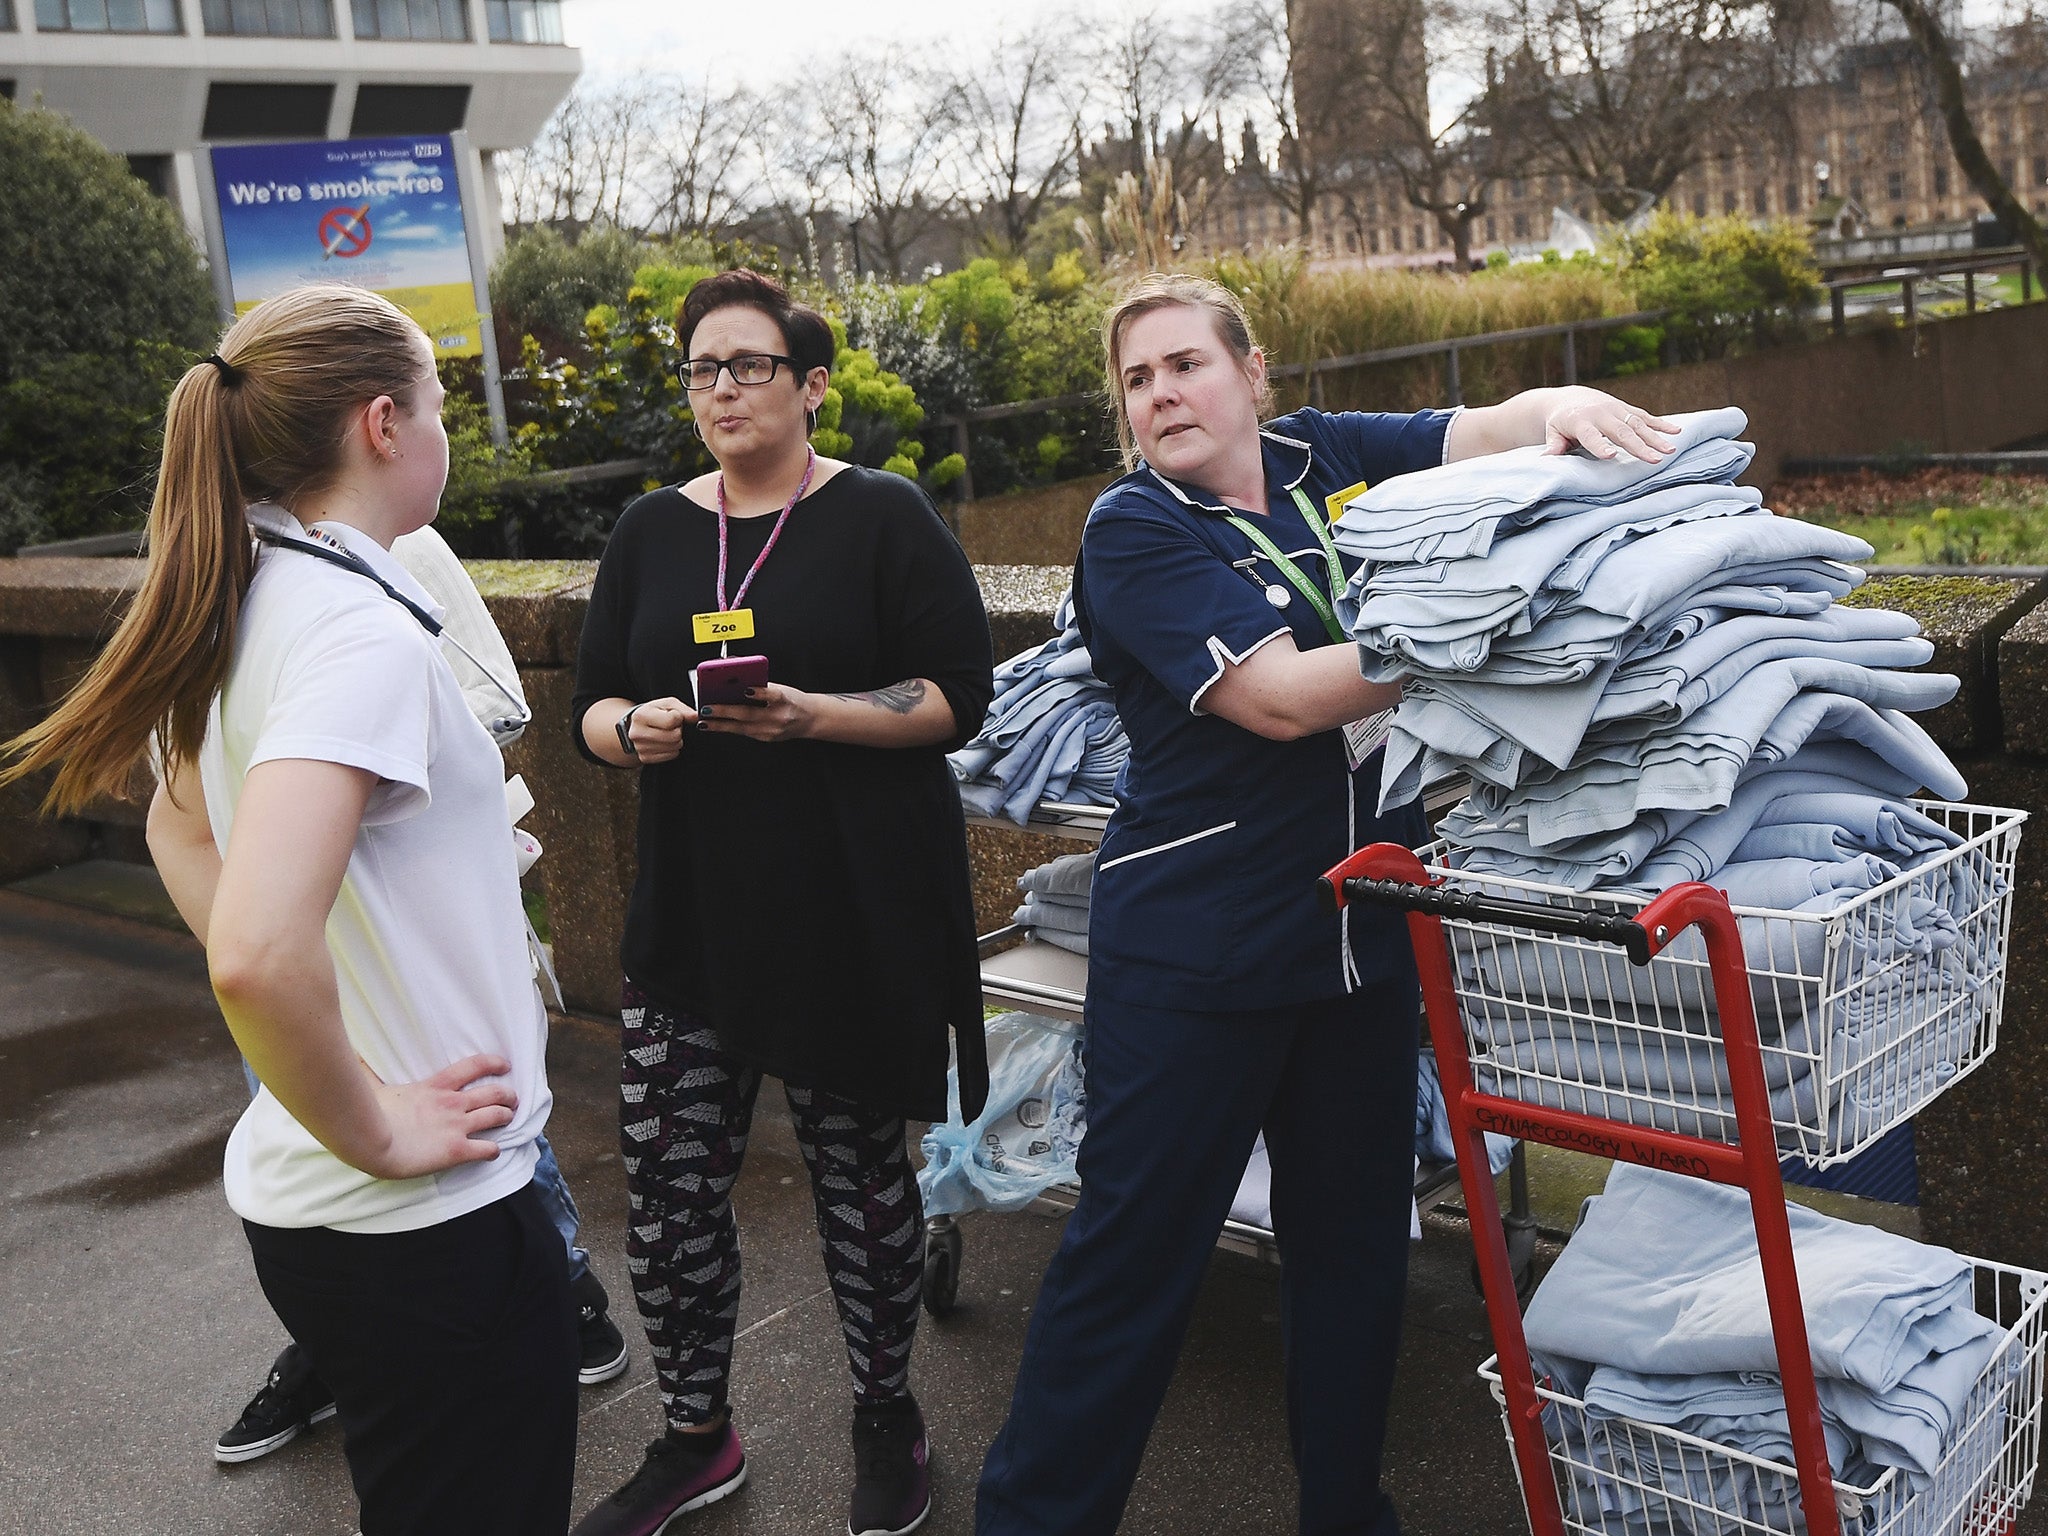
top-left (692, 608), bottom-right (756, 645)
top-left (1325, 479), bottom-right (1374, 526)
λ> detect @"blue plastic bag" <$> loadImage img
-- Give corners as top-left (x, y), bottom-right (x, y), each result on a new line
top-left (919, 1012), bottom-right (1085, 1218)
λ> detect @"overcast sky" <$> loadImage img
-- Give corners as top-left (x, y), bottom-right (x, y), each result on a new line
top-left (561, 0), bottom-right (1152, 86)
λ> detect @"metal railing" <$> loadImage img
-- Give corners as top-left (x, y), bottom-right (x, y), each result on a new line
top-left (935, 308), bottom-right (1669, 500)
top-left (1822, 247), bottom-right (2038, 334)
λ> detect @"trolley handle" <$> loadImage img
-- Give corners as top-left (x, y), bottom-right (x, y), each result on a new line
top-left (1324, 874), bottom-right (1654, 967)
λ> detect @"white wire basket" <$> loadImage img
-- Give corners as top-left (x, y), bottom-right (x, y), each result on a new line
top-left (1420, 802), bottom-right (2025, 1166)
top-left (1478, 1257), bottom-right (2048, 1536)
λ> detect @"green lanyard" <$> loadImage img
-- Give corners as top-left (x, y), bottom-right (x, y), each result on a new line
top-left (1221, 486), bottom-right (1348, 644)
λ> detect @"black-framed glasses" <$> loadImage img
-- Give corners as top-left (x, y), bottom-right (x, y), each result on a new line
top-left (678, 353), bottom-right (800, 391)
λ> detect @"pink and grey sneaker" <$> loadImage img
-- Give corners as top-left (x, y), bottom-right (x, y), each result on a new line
top-left (570, 1422), bottom-right (747, 1536)
top-left (848, 1394), bottom-right (932, 1536)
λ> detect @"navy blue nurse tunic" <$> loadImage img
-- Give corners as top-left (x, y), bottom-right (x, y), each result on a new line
top-left (1076, 406), bottom-right (1458, 1008)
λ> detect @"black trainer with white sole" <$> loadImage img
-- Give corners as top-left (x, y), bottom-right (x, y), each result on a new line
top-left (214, 1343), bottom-right (337, 1464)
top-left (574, 1271), bottom-right (630, 1386)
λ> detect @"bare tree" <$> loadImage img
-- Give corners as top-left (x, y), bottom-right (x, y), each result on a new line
top-left (639, 79), bottom-right (764, 241)
top-left (1498, 0), bottom-right (1795, 220)
top-left (753, 87), bottom-right (843, 266)
top-left (818, 52), bottom-right (961, 279)
top-left (1228, 0), bottom-right (1350, 241)
top-left (499, 76), bottom-right (647, 233)
top-left (1872, 0), bottom-right (2048, 269)
top-left (952, 24), bottom-right (1093, 253)
top-left (1092, 6), bottom-right (1248, 178)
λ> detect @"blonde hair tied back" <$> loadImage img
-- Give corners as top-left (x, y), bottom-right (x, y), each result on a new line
top-left (0, 284), bottom-right (433, 815)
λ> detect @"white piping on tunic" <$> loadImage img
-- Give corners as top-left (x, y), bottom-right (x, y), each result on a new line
top-left (1097, 819), bottom-right (1240, 872)
top-left (1189, 626), bottom-right (1290, 715)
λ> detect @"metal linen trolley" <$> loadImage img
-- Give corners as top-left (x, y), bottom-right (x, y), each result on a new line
top-left (921, 792), bottom-right (1540, 1319)
top-left (1321, 803), bottom-right (2044, 1536)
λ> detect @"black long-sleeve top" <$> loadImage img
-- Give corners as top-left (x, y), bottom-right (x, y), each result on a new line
top-left (571, 466), bottom-right (994, 1121)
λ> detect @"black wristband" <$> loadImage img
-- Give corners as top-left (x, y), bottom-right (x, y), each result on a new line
top-left (615, 705), bottom-right (640, 759)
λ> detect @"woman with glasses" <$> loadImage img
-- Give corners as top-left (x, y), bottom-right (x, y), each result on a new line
top-left (569, 268), bottom-right (994, 1536)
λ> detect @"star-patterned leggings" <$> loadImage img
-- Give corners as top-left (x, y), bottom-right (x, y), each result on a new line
top-left (618, 981), bottom-right (926, 1431)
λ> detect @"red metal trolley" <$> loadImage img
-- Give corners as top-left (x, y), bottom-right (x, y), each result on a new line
top-left (1322, 814), bottom-right (2043, 1536)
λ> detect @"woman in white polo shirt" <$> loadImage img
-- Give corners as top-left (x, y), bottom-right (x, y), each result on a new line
top-left (0, 285), bottom-right (575, 1535)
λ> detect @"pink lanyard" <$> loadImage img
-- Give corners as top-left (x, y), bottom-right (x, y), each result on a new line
top-left (715, 447), bottom-right (817, 620)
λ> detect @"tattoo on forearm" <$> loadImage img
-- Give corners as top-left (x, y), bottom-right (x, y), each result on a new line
top-left (831, 679), bottom-right (926, 715)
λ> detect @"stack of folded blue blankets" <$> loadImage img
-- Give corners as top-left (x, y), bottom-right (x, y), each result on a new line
top-left (1330, 409), bottom-right (2001, 1148)
top-left (1522, 1164), bottom-right (2016, 1534)
top-left (950, 592), bottom-right (1129, 825)
top-left (1012, 850), bottom-right (1094, 956)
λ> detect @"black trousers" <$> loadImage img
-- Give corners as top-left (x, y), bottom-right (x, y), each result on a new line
top-left (245, 1183), bottom-right (578, 1536)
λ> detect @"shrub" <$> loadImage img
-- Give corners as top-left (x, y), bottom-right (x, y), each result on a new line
top-left (489, 223), bottom-right (645, 354)
top-left (0, 100), bottom-right (217, 547)
top-left (1613, 212), bottom-right (1820, 363)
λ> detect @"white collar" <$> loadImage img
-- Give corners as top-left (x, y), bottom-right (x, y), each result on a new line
top-left (246, 504), bottom-right (447, 625)
top-left (1140, 426), bottom-right (1317, 513)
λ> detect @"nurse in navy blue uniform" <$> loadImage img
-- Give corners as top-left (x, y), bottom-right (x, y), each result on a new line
top-left (975, 273), bottom-right (1676, 1536)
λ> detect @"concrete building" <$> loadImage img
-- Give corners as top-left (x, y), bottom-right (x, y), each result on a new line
top-left (0, 0), bottom-right (579, 259)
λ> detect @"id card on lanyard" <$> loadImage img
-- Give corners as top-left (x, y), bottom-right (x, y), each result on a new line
top-left (1221, 488), bottom-right (1388, 772)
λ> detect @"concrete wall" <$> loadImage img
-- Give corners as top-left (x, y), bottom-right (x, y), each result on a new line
top-left (955, 303), bottom-right (2048, 570)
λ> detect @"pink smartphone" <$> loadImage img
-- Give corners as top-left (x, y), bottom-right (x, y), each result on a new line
top-left (694, 654), bottom-right (769, 707)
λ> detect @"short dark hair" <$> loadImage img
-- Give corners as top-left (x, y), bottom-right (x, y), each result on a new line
top-left (678, 269), bottom-right (835, 379)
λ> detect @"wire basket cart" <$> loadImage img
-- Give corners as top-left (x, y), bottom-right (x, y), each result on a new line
top-left (1321, 819), bottom-right (2040, 1536)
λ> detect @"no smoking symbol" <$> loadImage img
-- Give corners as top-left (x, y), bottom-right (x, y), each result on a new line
top-left (318, 204), bottom-right (373, 259)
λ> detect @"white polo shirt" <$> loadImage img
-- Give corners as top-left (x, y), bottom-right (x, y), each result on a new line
top-left (201, 504), bottom-right (551, 1233)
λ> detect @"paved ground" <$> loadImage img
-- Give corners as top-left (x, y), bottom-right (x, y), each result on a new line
top-left (3, 884), bottom-right (2039, 1536)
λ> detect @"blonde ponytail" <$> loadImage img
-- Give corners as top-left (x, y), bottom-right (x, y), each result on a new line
top-left (1, 284), bottom-right (431, 815)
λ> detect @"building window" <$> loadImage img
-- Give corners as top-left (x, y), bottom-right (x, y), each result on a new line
top-left (2000, 157), bottom-right (2018, 186)
top-left (1484, 214), bottom-right (1497, 242)
top-left (1721, 189), bottom-right (1738, 214)
top-left (1413, 223), bottom-right (1425, 250)
top-left (1843, 129), bottom-right (1860, 162)
top-left (1753, 186), bottom-right (1769, 215)
top-left (1885, 122), bottom-right (1906, 160)
top-left (1783, 183), bottom-right (1800, 213)
top-left (1390, 224), bottom-right (1402, 251)
top-left (1368, 229), bottom-right (1380, 254)
top-left (1886, 170), bottom-right (1904, 200)
top-left (203, 80), bottom-right (334, 137)
top-left (34, 0), bottom-right (181, 30)
top-left (126, 153), bottom-right (173, 198)
top-left (1692, 192), bottom-right (1707, 217)
top-left (2036, 156), bottom-right (2048, 187)
top-left (1508, 178), bottom-right (1525, 200)
top-left (1511, 211), bottom-right (1529, 239)
top-left (352, 0), bottom-right (467, 39)
top-left (485, 0), bottom-right (558, 42)
top-left (1934, 165), bottom-right (1950, 197)
top-left (0, 0), bottom-right (13, 26)
top-left (351, 81), bottom-right (468, 133)
top-left (1849, 178), bottom-right (1864, 203)
top-left (1, 79), bottom-right (14, 96)
top-left (204, 0), bottom-right (332, 34)
top-left (1344, 230), bottom-right (1358, 253)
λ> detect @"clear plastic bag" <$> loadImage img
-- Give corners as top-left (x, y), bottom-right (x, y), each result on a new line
top-left (919, 1011), bottom-right (1085, 1218)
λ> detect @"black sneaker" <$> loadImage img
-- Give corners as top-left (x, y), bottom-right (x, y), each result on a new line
top-left (575, 1271), bottom-right (630, 1386)
top-left (569, 1423), bottom-right (748, 1536)
top-left (848, 1394), bottom-right (931, 1536)
top-left (213, 1343), bottom-right (337, 1464)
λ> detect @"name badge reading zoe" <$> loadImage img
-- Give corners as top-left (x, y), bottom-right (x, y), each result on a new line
top-left (692, 608), bottom-right (756, 645)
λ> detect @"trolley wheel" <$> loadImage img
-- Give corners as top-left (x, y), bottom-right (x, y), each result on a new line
top-left (1469, 1224), bottom-right (1541, 1306)
top-left (922, 1222), bottom-right (963, 1319)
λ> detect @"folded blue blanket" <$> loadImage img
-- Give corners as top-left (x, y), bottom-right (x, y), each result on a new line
top-left (1517, 1165), bottom-right (2010, 1531)
top-left (952, 593), bottom-right (1130, 825)
top-left (1334, 408), bottom-right (1756, 565)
